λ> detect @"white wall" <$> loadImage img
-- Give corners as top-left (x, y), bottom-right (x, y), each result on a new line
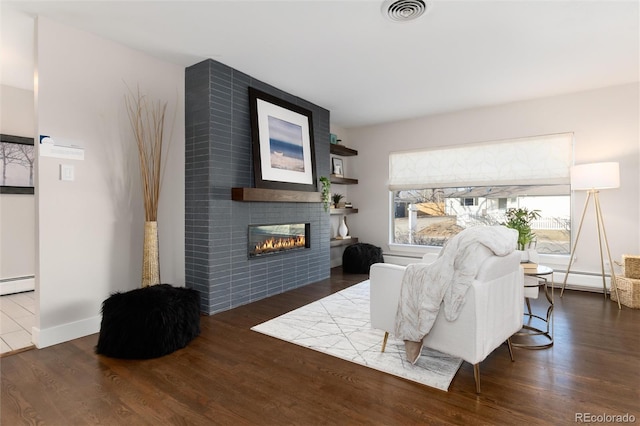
top-left (34, 17), bottom-right (185, 347)
top-left (1, 85), bottom-right (34, 135)
top-left (0, 85), bottom-right (36, 293)
top-left (0, 194), bottom-right (34, 276)
top-left (346, 84), bottom-right (639, 290)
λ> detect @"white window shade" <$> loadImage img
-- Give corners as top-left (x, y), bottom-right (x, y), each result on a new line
top-left (388, 133), bottom-right (573, 190)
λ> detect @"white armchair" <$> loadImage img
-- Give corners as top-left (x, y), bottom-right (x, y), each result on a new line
top-left (370, 251), bottom-right (523, 393)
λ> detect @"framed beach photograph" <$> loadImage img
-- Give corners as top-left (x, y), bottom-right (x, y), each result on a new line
top-left (249, 87), bottom-right (317, 192)
top-left (331, 157), bottom-right (344, 177)
top-left (0, 134), bottom-right (35, 194)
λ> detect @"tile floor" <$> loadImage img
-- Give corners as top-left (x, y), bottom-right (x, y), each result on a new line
top-left (0, 291), bottom-right (35, 354)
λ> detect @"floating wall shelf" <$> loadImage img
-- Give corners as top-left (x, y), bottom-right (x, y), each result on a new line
top-left (330, 175), bottom-right (358, 185)
top-left (330, 144), bottom-right (358, 156)
top-left (329, 208), bottom-right (359, 215)
top-left (330, 237), bottom-right (360, 248)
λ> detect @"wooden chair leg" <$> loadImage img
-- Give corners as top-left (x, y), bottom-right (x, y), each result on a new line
top-left (507, 338), bottom-right (515, 362)
top-left (473, 364), bottom-right (481, 394)
top-left (473, 341), bottom-right (513, 394)
top-left (381, 332), bottom-right (389, 353)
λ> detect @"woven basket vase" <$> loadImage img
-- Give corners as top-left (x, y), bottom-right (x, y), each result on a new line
top-left (142, 221), bottom-right (161, 287)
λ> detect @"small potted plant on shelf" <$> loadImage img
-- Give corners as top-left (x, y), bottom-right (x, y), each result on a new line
top-left (332, 193), bottom-right (344, 209)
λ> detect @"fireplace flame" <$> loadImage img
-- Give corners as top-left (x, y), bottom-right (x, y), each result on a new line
top-left (253, 235), bottom-right (306, 255)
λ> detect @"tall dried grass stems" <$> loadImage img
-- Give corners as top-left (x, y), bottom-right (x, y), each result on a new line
top-left (125, 88), bottom-right (167, 222)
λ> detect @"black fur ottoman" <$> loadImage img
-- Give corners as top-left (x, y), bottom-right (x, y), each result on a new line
top-left (342, 243), bottom-right (384, 274)
top-left (96, 284), bottom-right (200, 359)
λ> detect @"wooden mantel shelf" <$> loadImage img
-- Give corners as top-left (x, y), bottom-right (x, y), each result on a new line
top-left (232, 187), bottom-right (322, 203)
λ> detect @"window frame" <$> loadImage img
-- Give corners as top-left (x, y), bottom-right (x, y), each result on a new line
top-left (389, 186), bottom-right (572, 255)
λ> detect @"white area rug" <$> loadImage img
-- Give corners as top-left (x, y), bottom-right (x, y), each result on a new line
top-left (251, 280), bottom-right (462, 391)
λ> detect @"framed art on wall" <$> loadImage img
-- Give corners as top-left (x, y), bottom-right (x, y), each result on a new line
top-left (332, 157), bottom-right (344, 177)
top-left (0, 134), bottom-right (35, 194)
top-left (249, 87), bottom-right (317, 192)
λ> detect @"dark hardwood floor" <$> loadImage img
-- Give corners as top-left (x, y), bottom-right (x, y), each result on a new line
top-left (2, 268), bottom-right (639, 425)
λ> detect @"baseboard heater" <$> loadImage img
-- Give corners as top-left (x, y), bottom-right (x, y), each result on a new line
top-left (0, 275), bottom-right (35, 296)
top-left (382, 253), bottom-right (615, 294)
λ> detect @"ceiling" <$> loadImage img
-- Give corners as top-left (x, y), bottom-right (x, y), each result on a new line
top-left (2, 0), bottom-right (639, 128)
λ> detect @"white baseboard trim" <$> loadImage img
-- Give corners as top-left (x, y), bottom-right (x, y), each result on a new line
top-left (0, 276), bottom-right (35, 295)
top-left (32, 315), bottom-right (101, 349)
top-left (330, 258), bottom-right (342, 268)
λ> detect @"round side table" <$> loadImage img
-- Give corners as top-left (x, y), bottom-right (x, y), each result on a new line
top-left (512, 265), bottom-right (554, 349)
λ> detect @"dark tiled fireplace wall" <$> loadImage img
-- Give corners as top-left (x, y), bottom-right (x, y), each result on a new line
top-left (185, 59), bottom-right (331, 314)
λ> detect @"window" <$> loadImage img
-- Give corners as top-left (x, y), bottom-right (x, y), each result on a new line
top-left (389, 134), bottom-right (573, 254)
top-left (392, 186), bottom-right (570, 254)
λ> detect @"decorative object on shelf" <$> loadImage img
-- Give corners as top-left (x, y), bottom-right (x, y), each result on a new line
top-left (319, 176), bottom-right (331, 212)
top-left (338, 215), bottom-right (350, 239)
top-left (502, 207), bottom-right (541, 251)
top-left (332, 157), bottom-right (344, 177)
top-left (0, 134), bottom-right (35, 194)
top-left (332, 193), bottom-right (344, 208)
top-left (330, 133), bottom-right (338, 145)
top-left (125, 86), bottom-right (168, 287)
top-left (248, 87), bottom-right (317, 192)
top-left (561, 162), bottom-right (621, 308)
top-left (344, 202), bottom-right (353, 208)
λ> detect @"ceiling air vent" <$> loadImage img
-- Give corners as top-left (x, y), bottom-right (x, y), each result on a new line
top-left (382, 0), bottom-right (432, 22)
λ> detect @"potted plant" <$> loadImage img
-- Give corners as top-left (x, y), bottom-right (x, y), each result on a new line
top-left (319, 176), bottom-right (331, 212)
top-left (332, 193), bottom-right (344, 208)
top-left (502, 208), bottom-right (541, 260)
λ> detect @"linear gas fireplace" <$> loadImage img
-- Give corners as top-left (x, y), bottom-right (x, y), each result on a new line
top-left (248, 223), bottom-right (310, 258)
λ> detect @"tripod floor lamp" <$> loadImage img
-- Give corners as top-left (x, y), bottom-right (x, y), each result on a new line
top-left (561, 162), bottom-right (621, 309)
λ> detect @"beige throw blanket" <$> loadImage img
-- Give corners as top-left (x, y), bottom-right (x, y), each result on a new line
top-left (394, 226), bottom-right (518, 342)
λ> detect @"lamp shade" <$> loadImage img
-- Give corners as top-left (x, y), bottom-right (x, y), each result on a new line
top-left (570, 162), bottom-right (620, 190)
